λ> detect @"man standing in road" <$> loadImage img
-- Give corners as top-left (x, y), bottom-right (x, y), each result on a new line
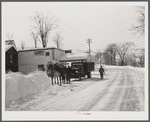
top-left (99, 65), bottom-right (105, 80)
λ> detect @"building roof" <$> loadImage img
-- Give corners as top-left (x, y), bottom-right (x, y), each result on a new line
top-left (18, 47), bottom-right (65, 52)
top-left (5, 40), bottom-right (17, 49)
top-left (60, 52), bottom-right (92, 62)
top-left (5, 45), bottom-right (17, 52)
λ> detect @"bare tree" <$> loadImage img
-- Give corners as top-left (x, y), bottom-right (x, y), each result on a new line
top-left (105, 43), bottom-right (117, 65)
top-left (31, 32), bottom-right (38, 48)
top-left (129, 6), bottom-right (145, 37)
top-left (6, 33), bottom-right (13, 40)
top-left (21, 40), bottom-right (25, 50)
top-left (140, 48), bottom-right (145, 67)
top-left (31, 12), bottom-right (58, 48)
top-left (53, 32), bottom-right (63, 49)
top-left (103, 51), bottom-right (111, 65)
top-left (94, 50), bottom-right (102, 65)
top-left (125, 52), bottom-right (136, 66)
top-left (114, 42), bottom-right (134, 66)
top-left (136, 48), bottom-right (145, 67)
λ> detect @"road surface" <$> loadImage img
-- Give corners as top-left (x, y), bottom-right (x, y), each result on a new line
top-left (9, 66), bottom-right (145, 111)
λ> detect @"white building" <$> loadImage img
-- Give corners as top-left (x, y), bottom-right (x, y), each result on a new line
top-left (18, 47), bottom-right (66, 74)
top-left (60, 52), bottom-right (92, 62)
top-left (60, 51), bottom-right (93, 67)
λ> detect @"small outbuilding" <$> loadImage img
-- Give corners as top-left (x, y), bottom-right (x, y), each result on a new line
top-left (5, 45), bottom-right (18, 73)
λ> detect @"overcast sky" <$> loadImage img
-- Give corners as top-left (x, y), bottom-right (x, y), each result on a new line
top-left (2, 2), bottom-right (147, 53)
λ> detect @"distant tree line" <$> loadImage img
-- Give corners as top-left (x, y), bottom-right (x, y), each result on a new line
top-left (94, 41), bottom-right (145, 67)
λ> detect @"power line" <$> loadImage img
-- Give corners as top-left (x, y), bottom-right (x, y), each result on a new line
top-left (4, 4), bottom-right (85, 38)
top-left (4, 5), bottom-right (30, 22)
top-left (4, 4), bottom-right (92, 51)
top-left (86, 38), bottom-right (92, 56)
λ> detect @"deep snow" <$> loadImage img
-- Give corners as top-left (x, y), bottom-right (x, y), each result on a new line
top-left (96, 65), bottom-right (145, 73)
top-left (5, 65), bottom-right (145, 111)
top-left (5, 71), bottom-right (53, 108)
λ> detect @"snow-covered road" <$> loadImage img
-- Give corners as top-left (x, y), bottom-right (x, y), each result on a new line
top-left (8, 66), bottom-right (145, 111)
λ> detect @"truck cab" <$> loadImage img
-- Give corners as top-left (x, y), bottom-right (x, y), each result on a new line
top-left (70, 62), bottom-right (94, 81)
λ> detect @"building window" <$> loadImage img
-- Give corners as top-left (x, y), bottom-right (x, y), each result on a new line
top-left (34, 51), bottom-right (45, 56)
top-left (38, 65), bottom-right (45, 71)
top-left (46, 52), bottom-right (49, 56)
top-left (10, 54), bottom-right (13, 63)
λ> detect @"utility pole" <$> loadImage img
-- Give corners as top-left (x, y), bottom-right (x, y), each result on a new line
top-left (86, 38), bottom-right (92, 56)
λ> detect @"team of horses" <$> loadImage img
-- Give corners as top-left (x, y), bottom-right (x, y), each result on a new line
top-left (46, 62), bottom-right (71, 86)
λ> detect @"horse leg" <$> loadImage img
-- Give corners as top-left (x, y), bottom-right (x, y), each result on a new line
top-left (69, 77), bottom-right (71, 83)
top-left (64, 76), bottom-right (65, 84)
top-left (67, 75), bottom-right (70, 84)
top-left (51, 76), bottom-right (54, 85)
top-left (69, 74), bottom-right (71, 83)
top-left (56, 77), bottom-right (58, 85)
top-left (55, 77), bottom-right (57, 84)
top-left (57, 77), bottom-right (59, 85)
top-left (56, 77), bottom-right (57, 84)
top-left (66, 77), bottom-right (68, 84)
top-left (65, 74), bottom-right (66, 84)
top-left (68, 77), bottom-right (70, 84)
top-left (62, 76), bottom-right (65, 84)
top-left (63, 76), bottom-right (65, 84)
top-left (59, 76), bottom-right (61, 86)
top-left (59, 75), bottom-right (61, 86)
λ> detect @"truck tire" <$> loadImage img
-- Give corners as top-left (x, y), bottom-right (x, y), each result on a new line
top-left (87, 72), bottom-right (91, 78)
top-left (79, 75), bottom-right (81, 81)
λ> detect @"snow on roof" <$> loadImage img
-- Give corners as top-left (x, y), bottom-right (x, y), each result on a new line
top-left (18, 47), bottom-right (65, 52)
top-left (5, 40), bottom-right (17, 49)
top-left (60, 52), bottom-right (90, 62)
top-left (5, 45), bottom-right (17, 52)
top-left (5, 45), bottom-right (12, 51)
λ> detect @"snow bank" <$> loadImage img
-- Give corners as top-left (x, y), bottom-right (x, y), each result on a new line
top-left (95, 65), bottom-right (145, 74)
top-left (103, 65), bottom-right (127, 69)
top-left (5, 71), bottom-right (52, 108)
top-left (126, 66), bottom-right (145, 73)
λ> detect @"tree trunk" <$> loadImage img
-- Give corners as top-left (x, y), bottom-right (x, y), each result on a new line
top-left (113, 54), bottom-right (116, 65)
top-left (121, 60), bottom-right (124, 66)
top-left (110, 55), bottom-right (113, 65)
top-left (35, 41), bottom-right (37, 48)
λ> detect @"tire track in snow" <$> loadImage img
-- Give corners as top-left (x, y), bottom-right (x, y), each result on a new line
top-left (78, 70), bottom-right (120, 111)
top-left (15, 79), bottom-right (95, 111)
top-left (99, 69), bottom-right (128, 111)
top-left (32, 69), bottom-right (116, 111)
top-left (131, 71), bottom-right (145, 97)
top-left (30, 76), bottom-right (106, 111)
top-left (119, 69), bottom-right (144, 111)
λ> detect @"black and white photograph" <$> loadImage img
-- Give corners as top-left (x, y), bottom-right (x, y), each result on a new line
top-left (2, 1), bottom-right (148, 120)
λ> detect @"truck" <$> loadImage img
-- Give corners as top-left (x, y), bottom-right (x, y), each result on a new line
top-left (70, 62), bottom-right (95, 81)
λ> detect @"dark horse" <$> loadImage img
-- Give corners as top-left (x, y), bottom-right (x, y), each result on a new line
top-left (46, 62), bottom-right (68, 86)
